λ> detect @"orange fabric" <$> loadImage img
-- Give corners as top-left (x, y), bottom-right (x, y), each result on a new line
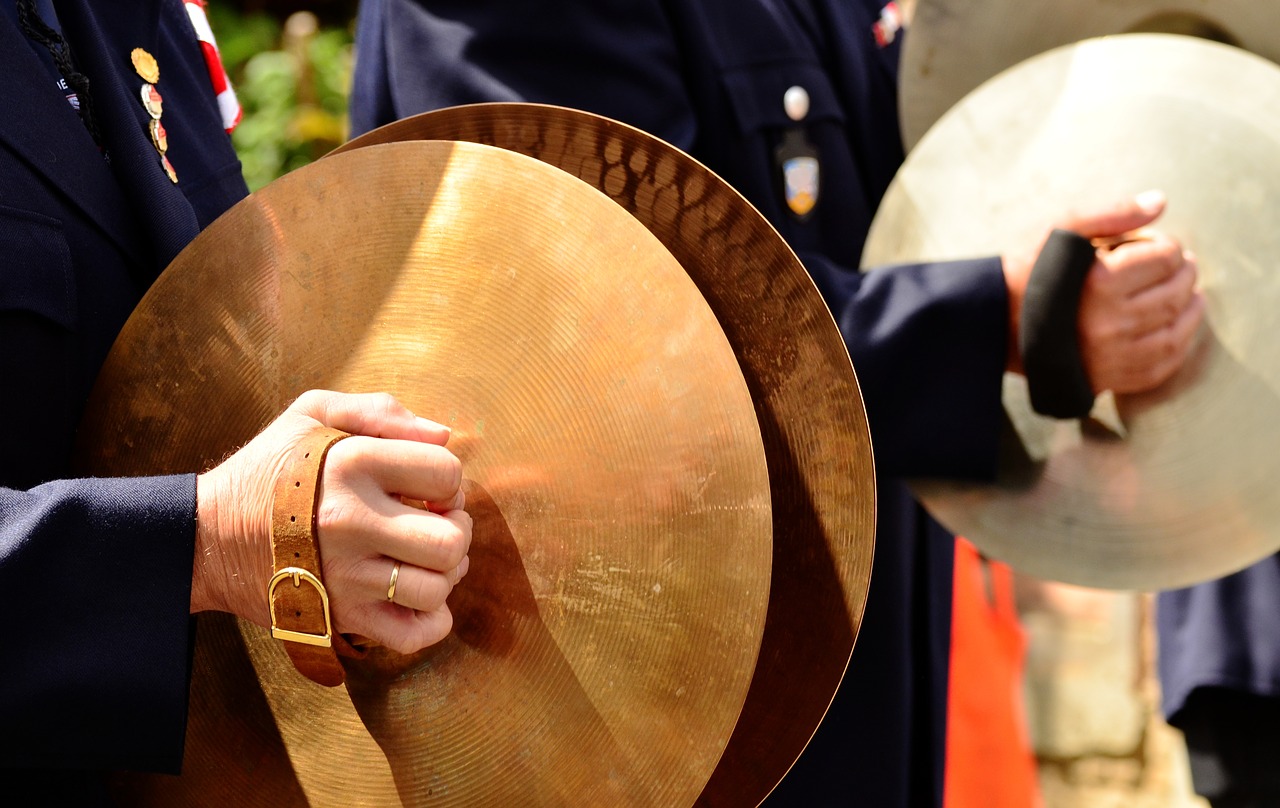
top-left (944, 538), bottom-right (1043, 808)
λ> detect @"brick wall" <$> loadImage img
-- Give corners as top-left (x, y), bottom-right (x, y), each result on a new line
top-left (1017, 580), bottom-right (1207, 808)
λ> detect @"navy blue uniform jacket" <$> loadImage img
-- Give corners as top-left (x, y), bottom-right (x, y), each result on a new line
top-left (351, 1), bottom-right (1009, 804)
top-left (0, 0), bottom-right (247, 782)
top-left (1159, 555), bottom-right (1280, 723)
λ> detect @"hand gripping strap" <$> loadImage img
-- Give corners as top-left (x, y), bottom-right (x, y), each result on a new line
top-left (1019, 229), bottom-right (1098, 419)
top-left (269, 426), bottom-right (351, 686)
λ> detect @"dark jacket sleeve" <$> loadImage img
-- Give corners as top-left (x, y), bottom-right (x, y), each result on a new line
top-left (351, 0), bottom-right (1009, 481)
top-left (1158, 555), bottom-right (1280, 722)
top-left (812, 252), bottom-right (1008, 480)
top-left (0, 475), bottom-right (197, 772)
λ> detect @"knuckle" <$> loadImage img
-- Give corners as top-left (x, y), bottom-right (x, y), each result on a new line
top-left (386, 632), bottom-right (420, 656)
top-left (294, 389), bottom-right (327, 409)
top-left (1147, 363), bottom-right (1174, 389)
top-left (1083, 265), bottom-right (1112, 292)
top-left (436, 523), bottom-right (469, 568)
top-left (1179, 262), bottom-right (1199, 292)
top-left (433, 451), bottom-right (464, 492)
top-left (323, 440), bottom-right (375, 487)
top-left (420, 609), bottom-right (454, 648)
top-left (1088, 319), bottom-right (1126, 345)
top-left (393, 613), bottom-right (448, 655)
top-left (1135, 364), bottom-right (1161, 388)
top-left (408, 572), bottom-right (445, 611)
top-left (369, 391), bottom-right (403, 418)
top-left (459, 511), bottom-right (474, 545)
top-left (315, 494), bottom-right (357, 534)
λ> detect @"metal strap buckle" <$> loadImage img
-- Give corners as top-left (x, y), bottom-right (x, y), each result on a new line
top-left (268, 566), bottom-right (334, 648)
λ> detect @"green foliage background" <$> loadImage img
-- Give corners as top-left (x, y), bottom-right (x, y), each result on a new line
top-left (206, 2), bottom-right (355, 191)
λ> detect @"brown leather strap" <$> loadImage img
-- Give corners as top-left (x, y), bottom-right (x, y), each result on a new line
top-left (269, 426), bottom-right (350, 687)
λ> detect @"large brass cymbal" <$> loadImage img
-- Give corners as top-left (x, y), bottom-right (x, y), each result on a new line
top-left (864, 34), bottom-right (1280, 590)
top-left (78, 140), bottom-right (773, 805)
top-left (335, 103), bottom-right (877, 806)
top-left (899, 0), bottom-right (1280, 149)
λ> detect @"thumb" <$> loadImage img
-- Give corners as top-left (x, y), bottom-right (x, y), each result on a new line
top-left (290, 390), bottom-right (452, 446)
top-left (1059, 190), bottom-right (1166, 240)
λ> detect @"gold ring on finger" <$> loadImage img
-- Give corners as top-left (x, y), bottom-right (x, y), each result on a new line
top-left (387, 560), bottom-right (402, 603)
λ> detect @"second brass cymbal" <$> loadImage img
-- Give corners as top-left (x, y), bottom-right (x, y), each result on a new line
top-left (80, 140), bottom-right (773, 805)
top-left (336, 103), bottom-right (877, 807)
top-left (866, 34), bottom-right (1280, 590)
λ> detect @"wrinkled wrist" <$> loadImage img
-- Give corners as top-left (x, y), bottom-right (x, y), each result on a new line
top-left (192, 468), bottom-right (271, 624)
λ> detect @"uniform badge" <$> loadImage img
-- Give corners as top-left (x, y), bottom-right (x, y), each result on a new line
top-left (783, 156), bottom-right (820, 218)
top-left (775, 129), bottom-right (820, 220)
top-left (161, 154), bottom-right (179, 184)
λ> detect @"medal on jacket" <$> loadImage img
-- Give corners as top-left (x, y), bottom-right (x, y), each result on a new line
top-left (131, 48), bottom-right (159, 83)
top-left (775, 128), bottom-right (820, 220)
top-left (131, 47), bottom-right (178, 184)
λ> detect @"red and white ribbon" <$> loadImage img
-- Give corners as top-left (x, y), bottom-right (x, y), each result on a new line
top-left (184, 0), bottom-right (243, 134)
top-left (872, 1), bottom-right (903, 48)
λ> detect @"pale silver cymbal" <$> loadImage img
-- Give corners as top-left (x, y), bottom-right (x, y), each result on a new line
top-left (900, 0), bottom-right (1280, 149)
top-left (865, 34), bottom-right (1280, 590)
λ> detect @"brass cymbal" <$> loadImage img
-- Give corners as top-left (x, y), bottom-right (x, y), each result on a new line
top-left (335, 103), bottom-right (877, 806)
top-left (899, 0), bottom-right (1280, 149)
top-left (864, 34), bottom-right (1280, 590)
top-left (78, 140), bottom-right (773, 805)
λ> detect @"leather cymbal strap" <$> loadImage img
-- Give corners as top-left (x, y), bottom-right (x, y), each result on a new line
top-left (269, 427), bottom-right (351, 687)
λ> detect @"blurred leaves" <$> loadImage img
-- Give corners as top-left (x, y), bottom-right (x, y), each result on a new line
top-left (206, 2), bottom-right (354, 191)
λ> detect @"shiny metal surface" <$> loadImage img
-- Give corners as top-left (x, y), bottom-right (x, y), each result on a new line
top-left (79, 140), bottom-right (773, 805)
top-left (900, 0), bottom-right (1280, 149)
top-left (865, 34), bottom-right (1280, 590)
top-left (335, 103), bottom-right (876, 807)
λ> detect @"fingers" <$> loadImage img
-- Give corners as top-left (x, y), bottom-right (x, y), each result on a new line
top-left (1060, 189), bottom-right (1166, 240)
top-left (376, 606), bottom-right (456, 656)
top-left (292, 401), bottom-right (473, 655)
top-left (378, 507), bottom-right (473, 573)
top-left (1093, 234), bottom-right (1187, 298)
top-left (337, 599), bottom-right (457, 655)
top-left (1076, 220), bottom-right (1203, 395)
top-left (330, 555), bottom-right (469, 654)
top-left (1110, 255), bottom-right (1199, 339)
top-left (292, 390), bottom-right (452, 446)
top-left (318, 475), bottom-right (471, 588)
top-left (1110, 292), bottom-right (1206, 393)
top-left (329, 435), bottom-right (463, 505)
top-left (1081, 284), bottom-right (1205, 394)
top-left (347, 554), bottom-right (471, 612)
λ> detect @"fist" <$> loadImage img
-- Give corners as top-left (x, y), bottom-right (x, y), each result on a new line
top-left (193, 390), bottom-right (472, 655)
